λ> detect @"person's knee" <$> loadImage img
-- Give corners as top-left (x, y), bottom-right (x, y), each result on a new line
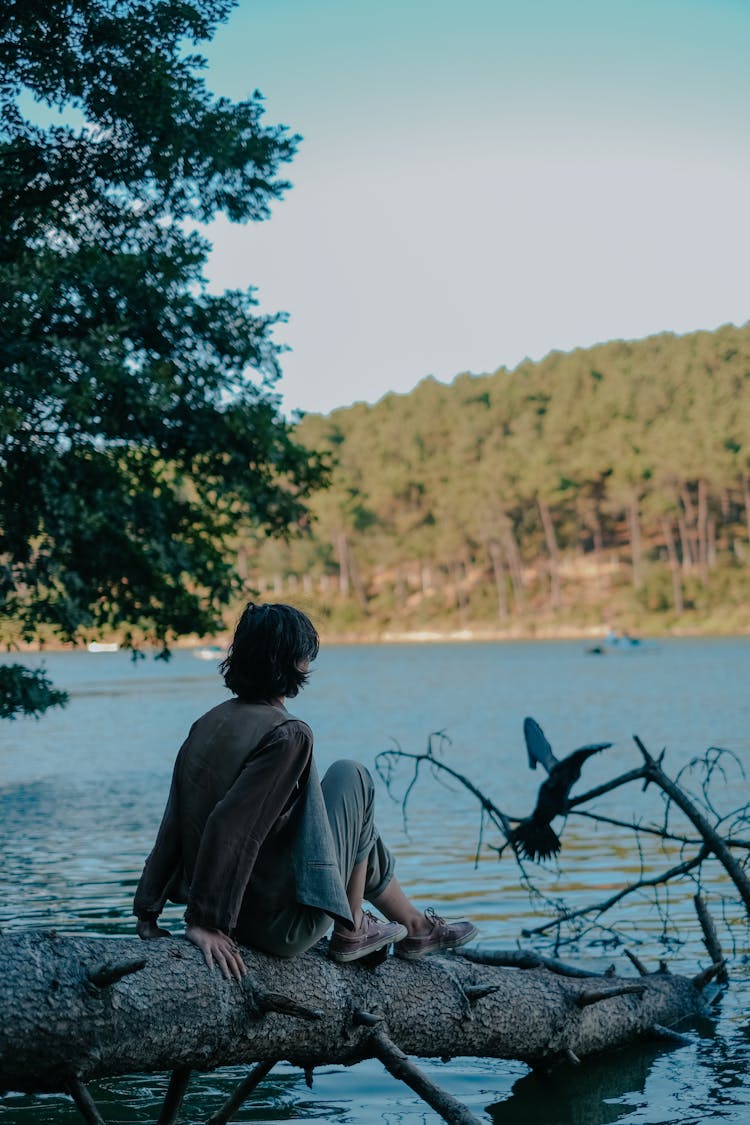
top-left (322, 758), bottom-right (373, 798)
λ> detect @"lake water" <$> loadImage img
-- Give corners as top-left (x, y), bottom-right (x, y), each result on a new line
top-left (1, 637), bottom-right (749, 1124)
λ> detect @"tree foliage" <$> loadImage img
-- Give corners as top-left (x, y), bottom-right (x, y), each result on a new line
top-left (0, 663), bottom-right (68, 719)
top-left (250, 324), bottom-right (750, 635)
top-left (0, 0), bottom-right (327, 690)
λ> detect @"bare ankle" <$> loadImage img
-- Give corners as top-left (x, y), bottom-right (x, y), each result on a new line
top-left (405, 910), bottom-right (429, 937)
top-left (339, 904), bottom-right (364, 931)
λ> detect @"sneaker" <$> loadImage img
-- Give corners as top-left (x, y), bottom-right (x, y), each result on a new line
top-left (395, 908), bottom-right (477, 960)
top-left (328, 910), bottom-right (408, 963)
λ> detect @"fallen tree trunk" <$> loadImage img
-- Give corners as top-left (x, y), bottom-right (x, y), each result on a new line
top-left (1, 930), bottom-right (709, 1103)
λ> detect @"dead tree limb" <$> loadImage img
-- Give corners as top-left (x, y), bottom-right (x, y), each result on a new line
top-left (569, 808), bottom-right (700, 844)
top-left (565, 767), bottom-right (649, 807)
top-left (647, 1023), bottom-right (693, 1045)
top-left (458, 947), bottom-right (603, 978)
top-left (206, 1060), bottom-right (276, 1125)
top-left (0, 930), bottom-right (707, 1112)
top-left (693, 895), bottom-right (729, 984)
top-left (157, 1066), bottom-right (192, 1125)
top-left (575, 983), bottom-right (645, 1007)
top-left (692, 961), bottom-right (727, 990)
top-left (377, 736), bottom-right (517, 843)
top-left (87, 958), bottom-right (146, 991)
top-left (624, 950), bottom-right (649, 976)
top-left (370, 1026), bottom-right (483, 1125)
top-left (632, 736), bottom-right (750, 916)
top-left (377, 730), bottom-right (750, 952)
top-left (521, 850), bottom-right (708, 937)
top-left (67, 1079), bottom-right (105, 1125)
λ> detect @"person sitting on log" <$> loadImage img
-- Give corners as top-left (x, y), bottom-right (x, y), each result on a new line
top-left (133, 602), bottom-right (476, 979)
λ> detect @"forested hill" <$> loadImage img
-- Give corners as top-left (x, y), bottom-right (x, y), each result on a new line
top-left (246, 323), bottom-right (750, 638)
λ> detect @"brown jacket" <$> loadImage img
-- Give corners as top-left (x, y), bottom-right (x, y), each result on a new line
top-left (133, 699), bottom-right (353, 934)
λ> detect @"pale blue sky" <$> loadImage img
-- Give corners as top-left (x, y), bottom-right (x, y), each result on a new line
top-left (200, 0), bottom-right (750, 414)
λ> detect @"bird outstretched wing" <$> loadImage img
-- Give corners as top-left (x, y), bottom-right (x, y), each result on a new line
top-left (523, 716), bottom-right (557, 773)
top-left (511, 727), bottom-right (612, 861)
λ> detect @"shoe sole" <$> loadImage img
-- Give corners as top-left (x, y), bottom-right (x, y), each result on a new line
top-left (329, 923), bottom-right (408, 963)
top-left (395, 923), bottom-right (478, 961)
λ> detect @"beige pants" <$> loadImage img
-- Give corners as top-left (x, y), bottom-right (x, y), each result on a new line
top-left (235, 759), bottom-right (394, 956)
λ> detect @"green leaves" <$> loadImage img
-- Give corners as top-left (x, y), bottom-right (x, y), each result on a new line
top-left (0, 664), bottom-right (68, 720)
top-left (251, 324), bottom-right (750, 634)
top-left (0, 0), bottom-right (327, 703)
top-left (1, 1), bottom-right (297, 221)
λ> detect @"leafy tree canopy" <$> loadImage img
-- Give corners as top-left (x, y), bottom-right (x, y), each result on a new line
top-left (0, 0), bottom-right (327, 713)
top-left (253, 324), bottom-right (750, 638)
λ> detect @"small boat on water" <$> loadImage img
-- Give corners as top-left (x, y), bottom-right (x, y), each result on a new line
top-left (585, 630), bottom-right (650, 656)
top-left (87, 642), bottom-right (120, 653)
top-left (193, 645), bottom-right (225, 661)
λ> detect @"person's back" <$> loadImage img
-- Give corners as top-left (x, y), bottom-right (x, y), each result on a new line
top-left (176, 698), bottom-right (299, 879)
top-left (134, 601), bottom-right (477, 979)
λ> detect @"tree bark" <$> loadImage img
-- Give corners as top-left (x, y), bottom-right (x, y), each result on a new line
top-left (487, 540), bottom-right (508, 620)
top-left (660, 517), bottom-right (683, 615)
top-left (501, 523), bottom-right (526, 614)
top-left (680, 485), bottom-right (696, 533)
top-left (697, 478), bottom-right (709, 583)
top-left (0, 931), bottom-right (706, 1096)
top-left (677, 513), bottom-right (693, 572)
top-left (347, 545), bottom-right (369, 611)
top-left (335, 531), bottom-right (350, 597)
top-left (538, 498), bottom-right (562, 610)
top-left (452, 559), bottom-right (469, 626)
top-left (627, 494), bottom-right (642, 589)
top-left (591, 507), bottom-right (604, 593)
top-left (707, 515), bottom-right (717, 570)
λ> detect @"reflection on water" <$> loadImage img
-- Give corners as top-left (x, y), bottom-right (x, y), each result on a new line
top-left (1, 639), bottom-right (750, 1123)
top-left (490, 1042), bottom-right (658, 1125)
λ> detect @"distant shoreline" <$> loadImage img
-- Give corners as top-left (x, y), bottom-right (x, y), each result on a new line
top-left (7, 620), bottom-right (749, 657)
top-left (317, 624), bottom-right (750, 645)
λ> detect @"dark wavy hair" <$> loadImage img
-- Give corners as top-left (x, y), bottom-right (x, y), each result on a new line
top-left (220, 603), bottom-right (319, 702)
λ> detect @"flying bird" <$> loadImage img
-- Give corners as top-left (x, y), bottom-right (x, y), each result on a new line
top-left (509, 717), bottom-right (611, 861)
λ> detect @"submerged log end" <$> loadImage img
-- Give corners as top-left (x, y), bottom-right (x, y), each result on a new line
top-left (692, 961), bottom-right (727, 991)
top-left (647, 1023), bottom-right (693, 1046)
